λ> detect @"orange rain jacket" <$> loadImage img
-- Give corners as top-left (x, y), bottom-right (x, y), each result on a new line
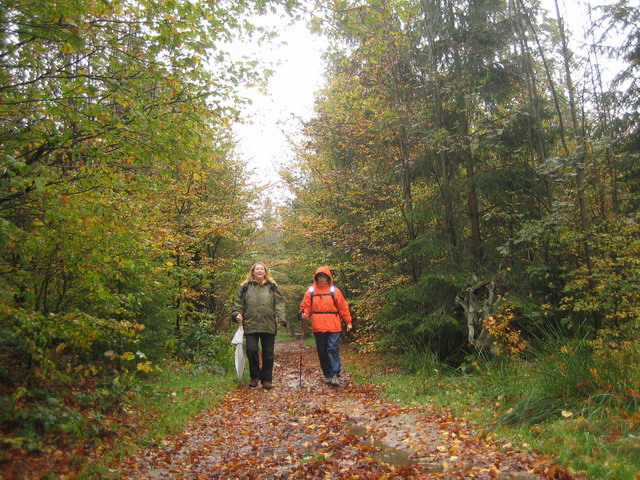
top-left (299, 266), bottom-right (352, 333)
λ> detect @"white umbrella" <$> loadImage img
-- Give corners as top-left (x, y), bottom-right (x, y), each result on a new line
top-left (230, 325), bottom-right (244, 381)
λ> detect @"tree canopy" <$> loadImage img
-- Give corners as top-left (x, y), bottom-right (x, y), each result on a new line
top-left (1, 0), bottom-right (287, 418)
top-left (282, 0), bottom-right (640, 359)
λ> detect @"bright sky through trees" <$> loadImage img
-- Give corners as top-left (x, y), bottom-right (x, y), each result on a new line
top-left (231, 15), bottom-right (327, 201)
top-left (232, 0), bottom-right (617, 202)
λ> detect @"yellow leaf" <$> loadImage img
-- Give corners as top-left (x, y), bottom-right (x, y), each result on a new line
top-left (121, 351), bottom-right (135, 361)
top-left (137, 361), bottom-right (153, 373)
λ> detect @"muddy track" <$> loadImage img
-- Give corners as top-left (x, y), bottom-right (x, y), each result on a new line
top-left (116, 340), bottom-right (565, 479)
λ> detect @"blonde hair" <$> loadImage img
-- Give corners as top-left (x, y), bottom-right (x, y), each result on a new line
top-left (243, 262), bottom-right (277, 285)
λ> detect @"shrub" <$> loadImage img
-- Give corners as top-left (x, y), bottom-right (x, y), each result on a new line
top-left (499, 333), bottom-right (640, 424)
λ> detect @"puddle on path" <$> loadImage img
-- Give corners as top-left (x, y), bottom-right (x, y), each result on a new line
top-left (348, 421), bottom-right (443, 472)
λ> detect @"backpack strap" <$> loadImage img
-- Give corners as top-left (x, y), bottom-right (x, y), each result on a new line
top-left (270, 282), bottom-right (278, 309)
top-left (309, 285), bottom-right (339, 315)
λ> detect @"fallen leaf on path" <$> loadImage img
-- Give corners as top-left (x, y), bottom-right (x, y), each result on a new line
top-left (113, 341), bottom-right (568, 479)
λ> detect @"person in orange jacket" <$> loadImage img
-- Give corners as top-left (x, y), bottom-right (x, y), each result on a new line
top-left (299, 266), bottom-right (352, 386)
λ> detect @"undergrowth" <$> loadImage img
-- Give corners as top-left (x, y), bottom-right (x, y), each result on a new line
top-left (0, 326), bottom-right (238, 479)
top-left (77, 360), bottom-right (235, 479)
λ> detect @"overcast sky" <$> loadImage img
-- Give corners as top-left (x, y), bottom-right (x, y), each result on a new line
top-left (231, 16), bottom-right (328, 202)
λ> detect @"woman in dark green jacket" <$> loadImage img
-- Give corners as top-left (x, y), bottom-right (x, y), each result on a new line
top-left (232, 262), bottom-right (285, 389)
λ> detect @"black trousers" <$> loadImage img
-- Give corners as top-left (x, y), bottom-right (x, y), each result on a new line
top-left (245, 332), bottom-right (275, 382)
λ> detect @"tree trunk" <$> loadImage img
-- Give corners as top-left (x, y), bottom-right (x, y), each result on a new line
top-left (461, 114), bottom-right (483, 265)
top-left (418, 0), bottom-right (458, 249)
top-left (554, 0), bottom-right (599, 330)
top-left (587, 4), bottom-right (620, 216)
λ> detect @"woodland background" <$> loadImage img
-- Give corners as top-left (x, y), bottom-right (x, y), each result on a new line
top-left (1, 0), bottom-right (638, 477)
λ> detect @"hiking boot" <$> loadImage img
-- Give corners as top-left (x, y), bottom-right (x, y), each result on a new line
top-left (262, 381), bottom-right (273, 390)
top-left (324, 377), bottom-right (332, 384)
top-left (329, 375), bottom-right (339, 387)
top-left (249, 378), bottom-right (259, 388)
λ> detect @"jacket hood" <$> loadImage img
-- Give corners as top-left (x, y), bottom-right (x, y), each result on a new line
top-left (314, 266), bottom-right (333, 284)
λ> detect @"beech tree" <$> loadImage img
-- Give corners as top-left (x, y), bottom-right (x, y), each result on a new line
top-left (0, 0), bottom-right (287, 387)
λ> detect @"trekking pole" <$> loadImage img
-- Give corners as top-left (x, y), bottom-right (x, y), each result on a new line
top-left (298, 311), bottom-right (304, 387)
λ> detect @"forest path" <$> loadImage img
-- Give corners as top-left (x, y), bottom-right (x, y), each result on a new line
top-left (116, 340), bottom-right (564, 479)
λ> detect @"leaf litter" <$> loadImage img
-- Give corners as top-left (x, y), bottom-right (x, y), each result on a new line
top-left (116, 340), bottom-right (575, 479)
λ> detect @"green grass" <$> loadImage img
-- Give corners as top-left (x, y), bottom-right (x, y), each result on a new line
top-left (77, 361), bottom-right (235, 479)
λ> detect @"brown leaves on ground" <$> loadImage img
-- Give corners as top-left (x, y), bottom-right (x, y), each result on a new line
top-left (115, 341), bottom-right (573, 479)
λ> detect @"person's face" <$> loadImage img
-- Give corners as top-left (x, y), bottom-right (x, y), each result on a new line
top-left (316, 274), bottom-right (329, 286)
top-left (253, 264), bottom-right (266, 281)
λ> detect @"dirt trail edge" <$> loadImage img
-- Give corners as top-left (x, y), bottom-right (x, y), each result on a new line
top-left (116, 341), bottom-right (569, 479)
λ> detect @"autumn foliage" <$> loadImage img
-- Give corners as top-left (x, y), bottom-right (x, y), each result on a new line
top-left (1, 0), bottom-right (639, 477)
top-left (0, 0), bottom-right (270, 455)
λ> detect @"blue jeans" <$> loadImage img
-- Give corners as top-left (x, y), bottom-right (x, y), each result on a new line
top-left (314, 332), bottom-right (341, 378)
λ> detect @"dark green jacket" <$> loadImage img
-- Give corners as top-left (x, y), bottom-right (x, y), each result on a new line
top-left (232, 281), bottom-right (285, 335)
